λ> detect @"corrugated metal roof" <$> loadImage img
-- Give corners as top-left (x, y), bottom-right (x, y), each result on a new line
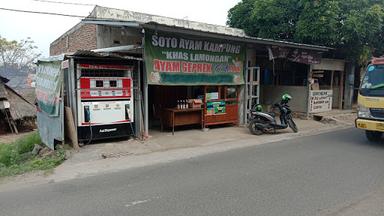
top-left (67, 50), bottom-right (143, 61)
top-left (87, 5), bottom-right (330, 52)
top-left (0, 81), bottom-right (7, 99)
top-left (89, 6), bottom-right (246, 37)
top-left (142, 23), bottom-right (329, 51)
top-left (37, 54), bottom-right (65, 63)
top-left (0, 76), bottom-right (9, 84)
top-left (72, 50), bottom-right (105, 57)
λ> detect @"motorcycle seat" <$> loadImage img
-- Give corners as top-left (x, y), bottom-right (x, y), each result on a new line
top-left (267, 112), bottom-right (276, 117)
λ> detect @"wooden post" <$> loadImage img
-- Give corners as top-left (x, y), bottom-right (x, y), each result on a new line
top-left (64, 106), bottom-right (80, 150)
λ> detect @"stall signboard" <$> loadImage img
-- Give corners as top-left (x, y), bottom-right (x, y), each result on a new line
top-left (36, 61), bottom-right (62, 116)
top-left (309, 90), bottom-right (333, 113)
top-left (207, 101), bottom-right (226, 115)
top-left (268, 46), bottom-right (321, 65)
top-left (206, 92), bottom-right (219, 100)
top-left (144, 30), bottom-right (245, 85)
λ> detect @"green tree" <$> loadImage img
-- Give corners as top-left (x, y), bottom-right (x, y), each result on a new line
top-left (227, 0), bottom-right (384, 64)
top-left (228, 0), bottom-right (305, 41)
top-left (227, 0), bottom-right (258, 36)
top-left (0, 36), bottom-right (41, 76)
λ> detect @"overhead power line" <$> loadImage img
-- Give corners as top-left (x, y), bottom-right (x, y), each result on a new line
top-left (32, 0), bottom-right (95, 7)
top-left (0, 7), bottom-right (86, 18)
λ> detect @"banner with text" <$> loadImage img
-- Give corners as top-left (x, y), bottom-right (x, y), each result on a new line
top-left (35, 61), bottom-right (62, 116)
top-left (144, 30), bottom-right (245, 85)
top-left (309, 90), bottom-right (333, 113)
top-left (268, 46), bottom-right (322, 65)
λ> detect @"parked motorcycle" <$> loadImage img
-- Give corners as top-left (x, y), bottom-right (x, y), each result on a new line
top-left (248, 94), bottom-right (298, 135)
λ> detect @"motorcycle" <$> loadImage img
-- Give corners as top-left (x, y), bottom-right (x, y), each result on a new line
top-left (248, 94), bottom-right (298, 135)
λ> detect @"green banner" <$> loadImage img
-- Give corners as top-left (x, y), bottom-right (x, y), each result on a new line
top-left (144, 30), bottom-right (245, 85)
top-left (36, 61), bottom-right (62, 116)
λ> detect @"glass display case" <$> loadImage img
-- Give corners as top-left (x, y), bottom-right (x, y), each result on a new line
top-left (204, 86), bottom-right (239, 126)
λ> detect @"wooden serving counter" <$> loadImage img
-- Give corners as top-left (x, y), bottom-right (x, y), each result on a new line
top-left (203, 86), bottom-right (239, 127)
top-left (161, 108), bottom-right (204, 135)
top-left (204, 103), bottom-right (238, 126)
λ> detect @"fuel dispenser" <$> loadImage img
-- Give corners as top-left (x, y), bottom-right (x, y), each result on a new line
top-left (76, 63), bottom-right (134, 142)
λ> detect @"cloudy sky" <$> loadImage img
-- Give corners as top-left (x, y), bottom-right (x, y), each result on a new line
top-left (0, 0), bottom-right (241, 57)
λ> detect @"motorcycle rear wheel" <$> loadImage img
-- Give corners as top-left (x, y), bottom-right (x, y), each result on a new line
top-left (248, 121), bottom-right (263, 135)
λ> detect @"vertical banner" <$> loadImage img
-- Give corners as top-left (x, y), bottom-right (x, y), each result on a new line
top-left (36, 61), bottom-right (62, 116)
top-left (144, 30), bottom-right (245, 85)
top-left (36, 59), bottom-right (64, 149)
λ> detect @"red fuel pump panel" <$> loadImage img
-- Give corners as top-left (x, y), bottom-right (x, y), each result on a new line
top-left (80, 77), bottom-right (132, 99)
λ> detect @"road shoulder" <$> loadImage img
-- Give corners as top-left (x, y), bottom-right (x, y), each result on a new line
top-left (0, 115), bottom-right (355, 192)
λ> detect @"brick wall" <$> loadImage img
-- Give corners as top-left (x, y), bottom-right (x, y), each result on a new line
top-left (50, 24), bottom-right (97, 56)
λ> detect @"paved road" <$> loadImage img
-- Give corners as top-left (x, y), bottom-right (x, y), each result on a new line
top-left (1, 128), bottom-right (384, 216)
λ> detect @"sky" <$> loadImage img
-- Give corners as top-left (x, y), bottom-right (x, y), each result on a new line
top-left (0, 0), bottom-right (241, 57)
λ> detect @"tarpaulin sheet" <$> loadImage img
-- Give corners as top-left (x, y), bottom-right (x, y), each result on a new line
top-left (144, 30), bottom-right (245, 85)
top-left (36, 61), bottom-right (62, 116)
top-left (36, 57), bottom-right (64, 149)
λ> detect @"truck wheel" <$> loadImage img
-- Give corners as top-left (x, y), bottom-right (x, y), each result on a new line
top-left (365, 131), bottom-right (382, 142)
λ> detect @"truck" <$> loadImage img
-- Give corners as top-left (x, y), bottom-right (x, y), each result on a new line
top-left (356, 57), bottom-right (384, 141)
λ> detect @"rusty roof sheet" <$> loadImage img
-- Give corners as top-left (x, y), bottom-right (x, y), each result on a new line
top-left (88, 5), bottom-right (330, 51)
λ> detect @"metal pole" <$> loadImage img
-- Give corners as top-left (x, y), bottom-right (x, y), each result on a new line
top-left (244, 66), bottom-right (249, 125)
top-left (136, 60), bottom-right (141, 138)
top-left (143, 69), bottom-right (149, 138)
top-left (339, 69), bottom-right (345, 109)
top-left (306, 64), bottom-right (313, 119)
top-left (345, 65), bottom-right (355, 110)
top-left (256, 67), bottom-right (260, 104)
top-left (142, 29), bottom-right (149, 138)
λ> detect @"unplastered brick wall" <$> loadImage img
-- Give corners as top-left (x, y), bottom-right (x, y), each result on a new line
top-left (50, 24), bottom-right (97, 56)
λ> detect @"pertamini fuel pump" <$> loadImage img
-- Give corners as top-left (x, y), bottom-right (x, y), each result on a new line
top-left (76, 63), bottom-right (134, 142)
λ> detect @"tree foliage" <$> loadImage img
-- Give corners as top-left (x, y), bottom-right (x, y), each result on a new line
top-left (227, 0), bottom-right (384, 64)
top-left (0, 36), bottom-right (41, 75)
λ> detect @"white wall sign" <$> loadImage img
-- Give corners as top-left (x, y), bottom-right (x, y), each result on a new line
top-left (309, 90), bottom-right (333, 113)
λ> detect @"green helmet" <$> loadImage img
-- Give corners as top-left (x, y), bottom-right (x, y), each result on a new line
top-left (282, 94), bottom-right (292, 102)
top-left (255, 104), bottom-right (263, 112)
